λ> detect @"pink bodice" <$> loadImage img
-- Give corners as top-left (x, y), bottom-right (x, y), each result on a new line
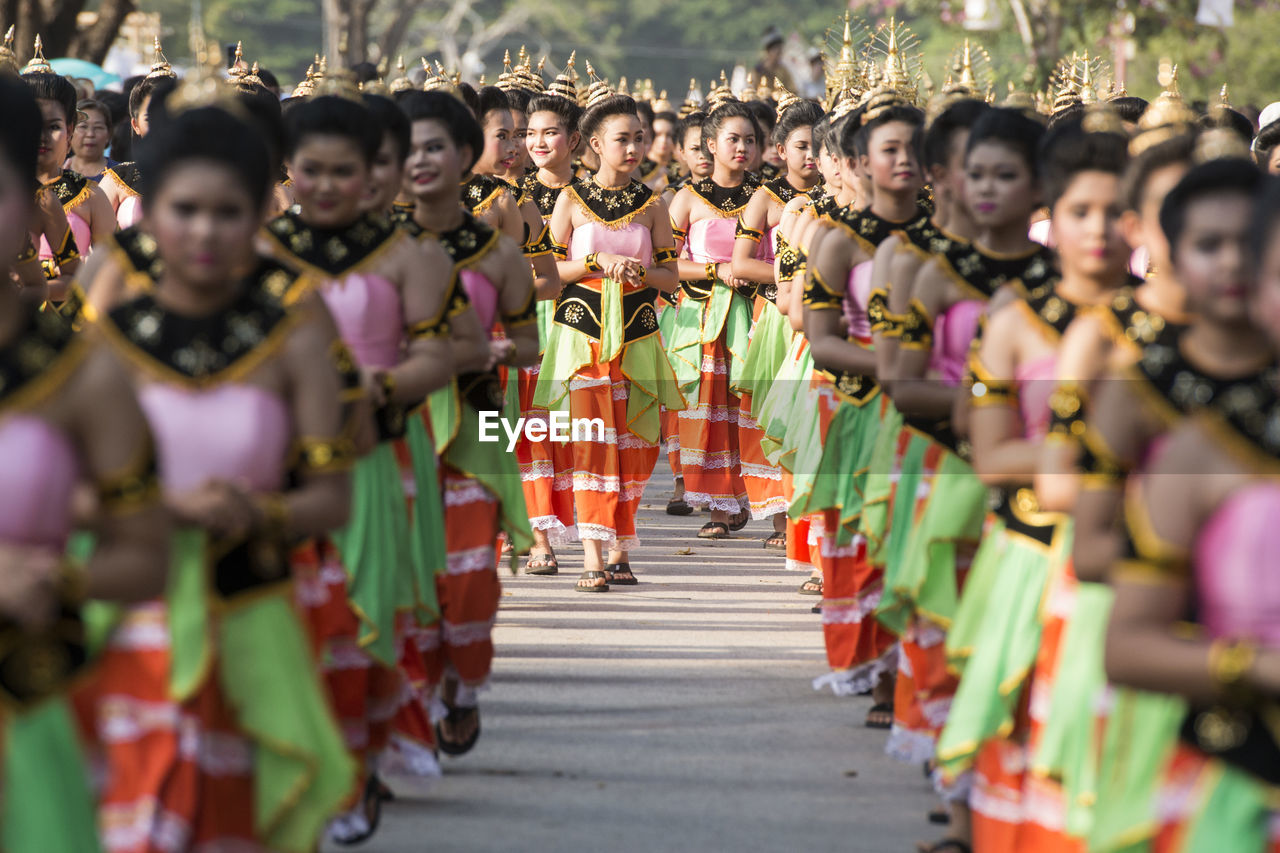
top-left (842, 260), bottom-right (874, 343)
top-left (1194, 484), bottom-right (1280, 645)
top-left (0, 415), bottom-right (78, 547)
top-left (758, 226), bottom-right (777, 265)
top-left (930, 300), bottom-right (985, 386)
top-left (139, 384), bottom-right (290, 495)
top-left (461, 269), bottom-right (499, 333)
top-left (570, 221), bottom-right (653, 266)
top-left (319, 272), bottom-right (404, 370)
top-left (116, 195), bottom-right (142, 230)
top-left (1015, 354), bottom-right (1057, 441)
top-left (687, 217), bottom-right (737, 264)
top-left (38, 211), bottom-right (91, 263)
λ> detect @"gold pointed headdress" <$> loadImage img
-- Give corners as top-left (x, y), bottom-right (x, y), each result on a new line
top-left (653, 89), bottom-right (672, 113)
top-left (387, 56), bottom-right (414, 93)
top-left (145, 36), bottom-right (177, 80)
top-left (1129, 64), bottom-right (1196, 157)
top-left (0, 26), bottom-right (16, 74)
top-left (583, 61), bottom-right (614, 110)
top-left (773, 82), bottom-right (803, 117)
top-left (420, 59), bottom-right (451, 92)
top-left (313, 68), bottom-right (363, 102)
top-left (706, 70), bottom-right (737, 112)
top-left (21, 35), bottom-right (53, 76)
top-left (227, 41), bottom-right (249, 81)
top-left (496, 49), bottom-right (516, 91)
top-left (547, 52), bottom-right (578, 102)
top-left (516, 53), bottom-right (546, 93)
top-left (292, 63), bottom-right (317, 98)
top-left (679, 78), bottom-right (702, 118)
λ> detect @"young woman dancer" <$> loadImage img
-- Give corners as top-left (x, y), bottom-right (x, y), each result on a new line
top-left (517, 82), bottom-right (584, 572)
top-left (82, 103), bottom-right (358, 853)
top-left (667, 100), bottom-right (761, 538)
top-left (25, 69), bottom-right (114, 293)
top-left (0, 75), bottom-right (168, 853)
top-left (400, 90), bottom-right (537, 752)
top-left (731, 95), bottom-right (824, 548)
top-left (801, 98), bottom-right (926, 714)
top-left (534, 90), bottom-right (683, 591)
top-left (1105, 159), bottom-right (1278, 853)
top-left (934, 115), bottom-right (1131, 852)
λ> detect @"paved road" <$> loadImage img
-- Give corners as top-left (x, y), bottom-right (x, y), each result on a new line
top-left (330, 461), bottom-right (938, 853)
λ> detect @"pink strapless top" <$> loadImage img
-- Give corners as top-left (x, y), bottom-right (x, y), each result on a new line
top-left (0, 415), bottom-right (78, 547)
top-left (1015, 354), bottom-right (1056, 440)
top-left (116, 195), bottom-right (142, 229)
top-left (461, 269), bottom-right (499, 333)
top-left (38, 211), bottom-right (91, 263)
top-left (139, 384), bottom-right (290, 494)
top-left (758, 226), bottom-right (777, 265)
top-left (842, 260), bottom-right (873, 342)
top-left (687, 217), bottom-right (737, 264)
top-left (569, 221), bottom-right (653, 266)
top-left (319, 272), bottom-right (404, 370)
top-left (1194, 484), bottom-right (1280, 645)
top-left (930, 300), bottom-right (985, 386)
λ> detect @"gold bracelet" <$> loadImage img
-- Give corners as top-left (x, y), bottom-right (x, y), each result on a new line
top-left (255, 492), bottom-right (290, 541)
top-left (1208, 638), bottom-right (1257, 700)
top-left (379, 371), bottom-right (396, 401)
top-left (585, 252), bottom-right (603, 272)
top-left (706, 262), bottom-right (718, 281)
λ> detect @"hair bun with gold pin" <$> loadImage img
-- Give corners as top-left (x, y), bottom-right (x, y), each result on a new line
top-left (1194, 126), bottom-right (1251, 164)
top-left (773, 82), bottom-right (803, 117)
top-left (146, 36), bottom-right (176, 80)
top-left (1129, 65), bottom-right (1196, 157)
top-left (0, 26), bottom-right (17, 74)
top-left (20, 35), bottom-right (53, 76)
top-left (583, 61), bottom-right (614, 110)
top-left (547, 52), bottom-right (579, 103)
top-left (705, 70), bottom-right (737, 112)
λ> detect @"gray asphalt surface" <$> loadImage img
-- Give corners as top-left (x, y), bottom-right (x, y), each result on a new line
top-left (328, 460), bottom-right (939, 853)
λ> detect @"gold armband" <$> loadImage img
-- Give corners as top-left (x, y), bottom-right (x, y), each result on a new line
top-left (653, 246), bottom-right (678, 265)
top-left (295, 436), bottom-right (357, 473)
top-left (705, 262), bottom-right (718, 282)
top-left (407, 315), bottom-right (450, 340)
top-left (549, 240), bottom-right (568, 260)
top-left (671, 225), bottom-right (688, 243)
top-left (735, 220), bottom-right (763, 243)
top-left (1208, 637), bottom-right (1259, 696)
top-left (96, 449), bottom-right (161, 515)
top-left (898, 298), bottom-right (934, 351)
top-left (967, 354), bottom-right (1016, 408)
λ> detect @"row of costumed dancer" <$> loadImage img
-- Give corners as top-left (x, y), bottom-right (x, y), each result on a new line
top-left (2, 11), bottom-right (1280, 852)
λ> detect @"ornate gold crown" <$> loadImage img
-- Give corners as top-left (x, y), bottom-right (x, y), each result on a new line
top-left (546, 52), bottom-right (578, 102)
top-left (653, 89), bottom-right (672, 113)
top-left (313, 68), bottom-right (363, 102)
top-left (583, 61), bottom-right (614, 110)
top-left (20, 35), bottom-right (53, 76)
top-left (518, 53), bottom-right (546, 93)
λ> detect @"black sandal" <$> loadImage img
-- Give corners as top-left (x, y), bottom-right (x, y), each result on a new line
top-left (666, 497), bottom-right (693, 516)
top-left (728, 510), bottom-right (750, 531)
top-left (928, 809), bottom-right (951, 825)
top-left (331, 773), bottom-right (386, 846)
top-left (697, 521), bottom-right (729, 539)
top-left (916, 839), bottom-right (972, 853)
top-left (798, 576), bottom-right (823, 595)
top-left (574, 570), bottom-right (610, 592)
top-left (763, 530), bottom-right (786, 550)
top-left (606, 562), bottom-right (637, 585)
top-left (865, 701), bottom-right (894, 729)
top-left (436, 704), bottom-right (481, 756)
top-left (524, 551), bottom-right (559, 576)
